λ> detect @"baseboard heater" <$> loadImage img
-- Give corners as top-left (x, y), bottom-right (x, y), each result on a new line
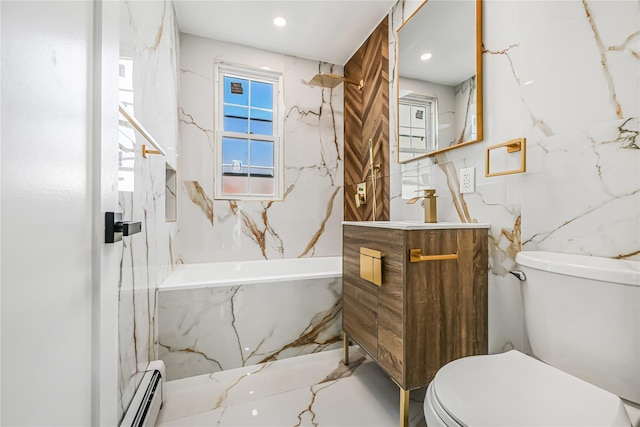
top-left (121, 360), bottom-right (165, 427)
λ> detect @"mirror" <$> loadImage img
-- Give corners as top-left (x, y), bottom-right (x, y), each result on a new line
top-left (396, 0), bottom-right (482, 163)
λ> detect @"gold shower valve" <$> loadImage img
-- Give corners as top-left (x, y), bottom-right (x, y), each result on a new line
top-left (355, 182), bottom-right (367, 208)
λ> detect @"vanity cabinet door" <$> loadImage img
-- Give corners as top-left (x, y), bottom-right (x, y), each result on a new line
top-left (376, 231), bottom-right (405, 383)
top-left (342, 275), bottom-right (377, 356)
top-left (342, 226), bottom-right (379, 356)
top-left (404, 228), bottom-right (488, 389)
top-left (343, 225), bottom-right (406, 383)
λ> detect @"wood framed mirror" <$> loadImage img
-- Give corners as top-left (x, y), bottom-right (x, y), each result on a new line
top-left (396, 0), bottom-right (483, 163)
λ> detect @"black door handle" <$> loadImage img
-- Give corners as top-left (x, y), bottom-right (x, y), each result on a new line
top-left (105, 212), bottom-right (142, 243)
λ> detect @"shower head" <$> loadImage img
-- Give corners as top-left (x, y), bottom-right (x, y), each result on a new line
top-left (303, 73), bottom-right (363, 90)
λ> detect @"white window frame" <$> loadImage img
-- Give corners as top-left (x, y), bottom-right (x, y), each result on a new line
top-left (214, 61), bottom-right (284, 201)
top-left (398, 94), bottom-right (438, 161)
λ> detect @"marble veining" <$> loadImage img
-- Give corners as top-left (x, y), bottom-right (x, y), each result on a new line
top-left (179, 107), bottom-right (213, 151)
top-left (582, 0), bottom-right (623, 119)
top-left (117, 0), bottom-right (180, 420)
top-left (454, 76), bottom-right (477, 144)
top-left (228, 199), bottom-right (286, 259)
top-left (183, 180), bottom-right (213, 225)
top-left (389, 0), bottom-right (639, 353)
top-left (156, 348), bottom-right (427, 427)
top-left (158, 276), bottom-right (343, 381)
top-left (433, 154), bottom-right (473, 222)
top-left (610, 117), bottom-right (639, 150)
top-left (522, 117), bottom-right (640, 260)
top-left (176, 34), bottom-right (343, 263)
top-left (483, 43), bottom-right (555, 138)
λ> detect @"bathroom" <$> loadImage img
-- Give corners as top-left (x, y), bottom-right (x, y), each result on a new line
top-left (1, 0), bottom-right (638, 425)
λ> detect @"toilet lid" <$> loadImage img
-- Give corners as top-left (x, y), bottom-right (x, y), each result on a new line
top-left (432, 350), bottom-right (630, 427)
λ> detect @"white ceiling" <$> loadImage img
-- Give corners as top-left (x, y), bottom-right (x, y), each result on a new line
top-left (398, 0), bottom-right (475, 86)
top-left (173, 0), bottom-right (396, 66)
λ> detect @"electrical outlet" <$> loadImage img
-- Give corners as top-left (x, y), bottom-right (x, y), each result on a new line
top-left (460, 167), bottom-right (475, 194)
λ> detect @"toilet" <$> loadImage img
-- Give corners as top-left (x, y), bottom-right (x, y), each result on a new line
top-left (424, 251), bottom-right (639, 426)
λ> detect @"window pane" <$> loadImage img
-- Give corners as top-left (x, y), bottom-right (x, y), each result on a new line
top-left (224, 105), bottom-right (248, 119)
top-left (250, 140), bottom-right (273, 167)
top-left (222, 175), bottom-right (248, 194)
top-left (399, 134), bottom-right (412, 149)
top-left (224, 117), bottom-right (248, 133)
top-left (250, 108), bottom-right (272, 121)
top-left (250, 81), bottom-right (273, 109)
top-left (224, 76), bottom-right (248, 106)
top-left (222, 138), bottom-right (248, 174)
top-left (399, 104), bottom-right (411, 127)
top-left (249, 108), bottom-right (273, 135)
top-left (249, 176), bottom-right (274, 195)
top-left (412, 134), bottom-right (426, 150)
top-left (411, 106), bottom-right (426, 127)
top-left (250, 119), bottom-right (272, 135)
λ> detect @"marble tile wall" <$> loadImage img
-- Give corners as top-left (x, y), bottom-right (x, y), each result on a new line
top-left (176, 34), bottom-right (344, 263)
top-left (117, 0), bottom-right (180, 420)
top-left (158, 277), bottom-right (343, 380)
top-left (389, 0), bottom-right (639, 353)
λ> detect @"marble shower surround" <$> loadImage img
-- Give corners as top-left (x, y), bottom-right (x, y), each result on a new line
top-left (389, 0), bottom-right (639, 354)
top-left (118, 0), bottom-right (180, 420)
top-left (176, 34), bottom-right (344, 263)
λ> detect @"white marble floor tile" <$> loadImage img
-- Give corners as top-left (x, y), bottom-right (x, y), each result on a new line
top-left (157, 348), bottom-right (427, 427)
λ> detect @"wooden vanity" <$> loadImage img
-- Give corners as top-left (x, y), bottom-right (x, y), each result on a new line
top-left (342, 221), bottom-right (489, 426)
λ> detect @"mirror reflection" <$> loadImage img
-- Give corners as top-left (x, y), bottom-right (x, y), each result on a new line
top-left (397, 0), bottom-right (482, 162)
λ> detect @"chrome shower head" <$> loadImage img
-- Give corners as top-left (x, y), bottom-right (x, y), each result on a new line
top-left (303, 73), bottom-right (363, 90)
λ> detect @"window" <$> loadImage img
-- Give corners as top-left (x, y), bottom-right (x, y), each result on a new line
top-left (398, 94), bottom-right (438, 162)
top-left (214, 62), bottom-right (283, 200)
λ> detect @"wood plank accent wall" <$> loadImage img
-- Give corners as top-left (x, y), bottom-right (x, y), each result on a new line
top-left (344, 18), bottom-right (390, 221)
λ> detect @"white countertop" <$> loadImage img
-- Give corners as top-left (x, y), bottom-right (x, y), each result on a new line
top-left (342, 221), bottom-right (490, 230)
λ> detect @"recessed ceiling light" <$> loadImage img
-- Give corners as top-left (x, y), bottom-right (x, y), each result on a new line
top-left (273, 16), bottom-right (287, 27)
top-left (420, 52), bottom-right (432, 61)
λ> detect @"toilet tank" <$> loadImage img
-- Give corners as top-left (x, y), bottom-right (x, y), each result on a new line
top-left (516, 251), bottom-right (640, 404)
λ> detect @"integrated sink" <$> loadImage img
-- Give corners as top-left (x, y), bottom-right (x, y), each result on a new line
top-left (342, 221), bottom-right (490, 230)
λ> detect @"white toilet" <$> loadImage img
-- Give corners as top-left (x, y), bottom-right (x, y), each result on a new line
top-left (424, 251), bottom-right (639, 426)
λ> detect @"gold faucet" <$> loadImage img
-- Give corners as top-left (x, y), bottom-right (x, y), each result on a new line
top-left (407, 189), bottom-right (437, 223)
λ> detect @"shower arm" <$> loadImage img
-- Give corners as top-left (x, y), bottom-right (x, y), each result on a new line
top-left (342, 76), bottom-right (364, 90)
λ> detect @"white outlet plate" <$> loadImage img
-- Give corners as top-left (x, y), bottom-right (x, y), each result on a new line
top-left (460, 167), bottom-right (475, 193)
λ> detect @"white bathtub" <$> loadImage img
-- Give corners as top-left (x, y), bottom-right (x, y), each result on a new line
top-left (160, 256), bottom-right (342, 290)
top-left (158, 257), bottom-right (343, 380)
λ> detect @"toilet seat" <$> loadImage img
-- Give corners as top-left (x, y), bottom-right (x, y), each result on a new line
top-left (425, 350), bottom-right (630, 427)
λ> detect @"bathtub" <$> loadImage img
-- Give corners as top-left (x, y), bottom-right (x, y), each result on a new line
top-left (158, 257), bottom-right (343, 380)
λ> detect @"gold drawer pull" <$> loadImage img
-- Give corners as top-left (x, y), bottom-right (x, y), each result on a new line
top-left (410, 249), bottom-right (458, 263)
top-left (360, 247), bottom-right (383, 286)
